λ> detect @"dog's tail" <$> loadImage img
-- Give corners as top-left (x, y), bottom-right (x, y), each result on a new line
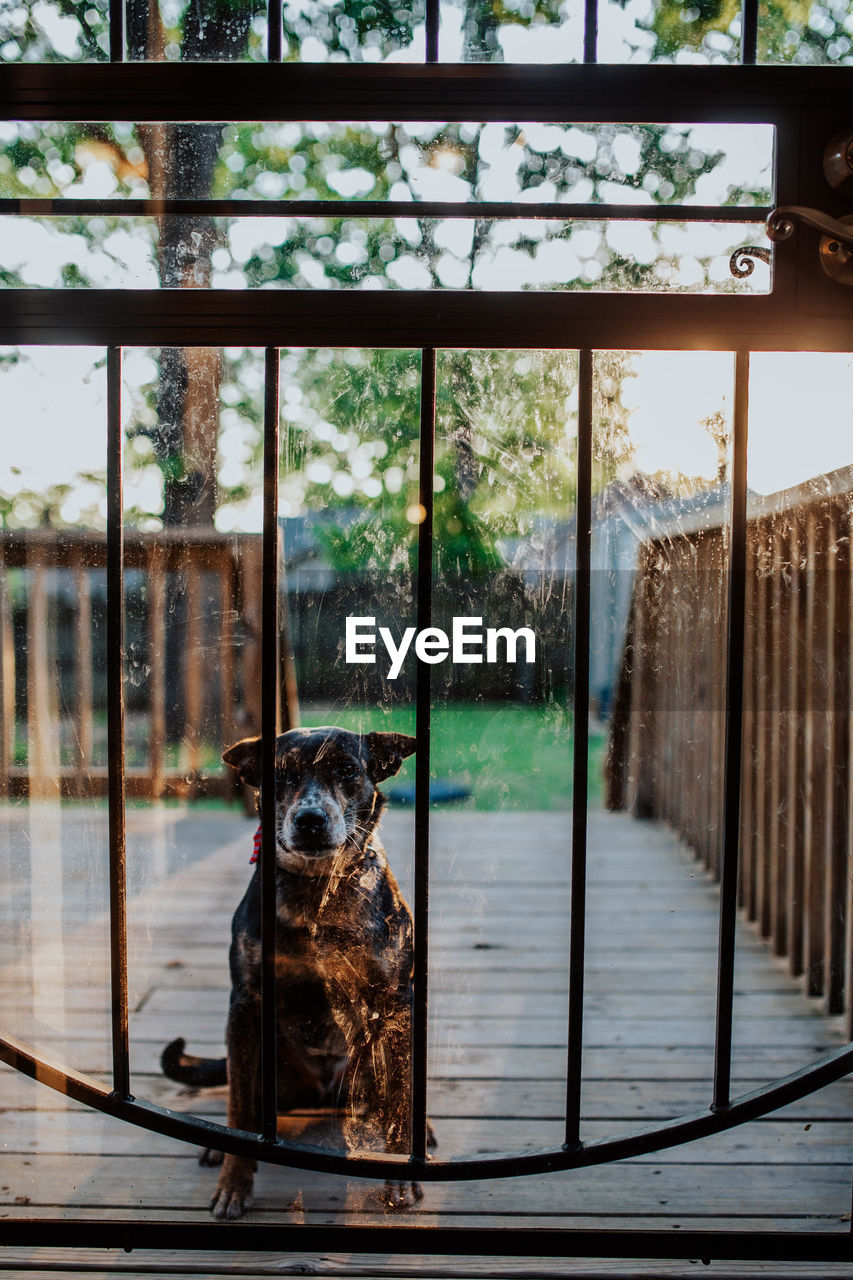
top-left (160, 1037), bottom-right (227, 1088)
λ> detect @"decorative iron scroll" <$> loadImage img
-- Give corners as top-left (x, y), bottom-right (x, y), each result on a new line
top-left (729, 245), bottom-right (772, 278)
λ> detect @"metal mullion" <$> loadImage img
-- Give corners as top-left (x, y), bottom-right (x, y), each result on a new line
top-left (109, 0), bottom-right (124, 63)
top-left (741, 0), bottom-right (759, 65)
top-left (0, 199), bottom-right (773, 224)
top-left (106, 344), bottom-right (130, 1099)
top-left (260, 346), bottom-right (280, 1143)
top-left (13, 292), bottom-right (847, 354)
top-left (268, 0), bottom-right (282, 62)
top-left (712, 349), bottom-right (750, 1112)
top-left (583, 0), bottom-right (598, 64)
top-left (2, 63), bottom-right (851, 124)
top-left (411, 346), bottom-right (436, 1164)
top-left (426, 0), bottom-right (439, 62)
top-left (565, 347), bottom-right (592, 1148)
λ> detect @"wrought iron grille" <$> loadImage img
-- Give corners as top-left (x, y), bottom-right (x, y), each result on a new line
top-left (1, 0), bottom-right (853, 1262)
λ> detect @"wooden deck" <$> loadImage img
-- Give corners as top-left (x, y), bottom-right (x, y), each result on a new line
top-left (1, 804), bottom-right (852, 1278)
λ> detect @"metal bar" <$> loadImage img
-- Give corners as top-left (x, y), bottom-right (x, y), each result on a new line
top-left (712, 349), bottom-right (750, 1112)
top-left (741, 0), bottom-right (759, 65)
top-left (8, 294), bottom-right (845, 356)
top-left (583, 0), bottom-right (598, 64)
top-left (106, 344), bottom-right (129, 1099)
top-left (0, 63), bottom-right (843, 124)
top-left (0, 1220), bottom-right (851, 1262)
top-left (2, 1026), bottom-right (852, 1181)
top-left (109, 0), bottom-right (124, 63)
top-left (0, 198), bottom-right (773, 223)
top-left (260, 346), bottom-right (280, 1142)
top-left (565, 347), bottom-right (592, 1148)
top-left (411, 346), bottom-right (436, 1163)
top-left (267, 0), bottom-right (282, 62)
top-left (425, 0), bottom-right (439, 62)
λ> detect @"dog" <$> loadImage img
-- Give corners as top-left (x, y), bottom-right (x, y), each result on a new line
top-left (160, 725), bottom-right (428, 1219)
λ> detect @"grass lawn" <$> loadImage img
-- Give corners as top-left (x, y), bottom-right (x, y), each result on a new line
top-left (302, 702), bottom-right (606, 811)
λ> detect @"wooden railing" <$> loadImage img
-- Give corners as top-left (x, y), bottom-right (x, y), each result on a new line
top-left (606, 465), bottom-right (853, 1034)
top-left (0, 529), bottom-right (273, 800)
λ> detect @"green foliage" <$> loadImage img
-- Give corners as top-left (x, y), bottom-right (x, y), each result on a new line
top-left (638, 0), bottom-right (853, 63)
top-left (302, 699), bottom-right (606, 810)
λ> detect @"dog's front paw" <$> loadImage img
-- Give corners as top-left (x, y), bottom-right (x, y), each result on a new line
top-left (383, 1179), bottom-right (424, 1211)
top-left (199, 1146), bottom-right (224, 1167)
top-left (210, 1162), bottom-right (255, 1220)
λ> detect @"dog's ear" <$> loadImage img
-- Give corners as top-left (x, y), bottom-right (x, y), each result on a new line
top-left (364, 732), bottom-right (417, 784)
top-left (222, 736), bottom-right (262, 789)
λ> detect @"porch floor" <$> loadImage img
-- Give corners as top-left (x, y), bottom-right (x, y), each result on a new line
top-left (1, 805), bottom-right (851, 1278)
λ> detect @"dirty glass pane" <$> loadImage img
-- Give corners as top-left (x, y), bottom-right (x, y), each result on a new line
top-left (0, 121), bottom-right (775, 208)
top-left (424, 349), bottom-right (577, 1156)
top-left (591, 350), bottom-right (733, 1121)
top-left (0, 345), bottom-right (111, 1080)
top-left (0, 0), bottom-right (110, 62)
top-left (731, 352), bottom-right (853, 1081)
top-left (122, 0), bottom-right (423, 61)
top-left (439, 0), bottom-right (582, 61)
top-left (758, 0), bottom-right (853, 64)
top-left (271, 347), bottom-right (420, 1167)
top-left (120, 346), bottom-right (268, 1096)
top-left (0, 214), bottom-right (773, 292)
top-left (598, 0), bottom-right (742, 63)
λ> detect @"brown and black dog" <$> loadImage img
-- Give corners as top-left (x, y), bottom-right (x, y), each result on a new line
top-left (160, 725), bottom-right (425, 1219)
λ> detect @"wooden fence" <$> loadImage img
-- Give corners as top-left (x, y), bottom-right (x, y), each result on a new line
top-left (0, 529), bottom-right (280, 801)
top-left (606, 465), bottom-right (853, 1033)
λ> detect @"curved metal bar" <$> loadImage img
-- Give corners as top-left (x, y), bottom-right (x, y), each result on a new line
top-left (767, 205), bottom-right (853, 246)
top-left (2, 1028), bottom-right (851, 1182)
top-left (729, 245), bottom-right (771, 278)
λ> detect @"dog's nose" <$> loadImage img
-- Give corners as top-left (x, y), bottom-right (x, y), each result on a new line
top-left (294, 807), bottom-right (328, 837)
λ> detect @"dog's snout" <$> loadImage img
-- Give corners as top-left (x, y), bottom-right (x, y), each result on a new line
top-left (294, 806), bottom-right (328, 836)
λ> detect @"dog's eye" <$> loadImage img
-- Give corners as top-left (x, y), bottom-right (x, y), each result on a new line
top-left (341, 766), bottom-right (361, 785)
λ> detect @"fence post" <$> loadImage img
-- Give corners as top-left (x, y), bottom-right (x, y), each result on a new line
top-left (824, 502), bottom-right (850, 1015)
top-left (73, 547), bottom-right (94, 798)
top-left (0, 544), bottom-right (14, 798)
top-left (803, 505), bottom-right (829, 998)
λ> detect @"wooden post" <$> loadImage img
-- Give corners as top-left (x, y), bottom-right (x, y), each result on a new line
top-left (754, 525), bottom-right (771, 939)
top-left (26, 553), bottom-right (60, 800)
top-left (786, 516), bottom-right (807, 978)
top-left (148, 544), bottom-right (166, 800)
top-left (803, 506), bottom-right (829, 998)
top-left (739, 525), bottom-right (756, 915)
top-left (0, 544), bottom-right (15, 798)
top-left (769, 518), bottom-right (789, 956)
top-left (824, 502), bottom-right (850, 1015)
top-left (220, 545), bottom-right (236, 754)
top-left (183, 557), bottom-right (203, 781)
top-left (73, 549), bottom-right (94, 798)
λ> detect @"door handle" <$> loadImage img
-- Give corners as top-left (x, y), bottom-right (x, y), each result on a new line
top-left (730, 206), bottom-right (853, 285)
